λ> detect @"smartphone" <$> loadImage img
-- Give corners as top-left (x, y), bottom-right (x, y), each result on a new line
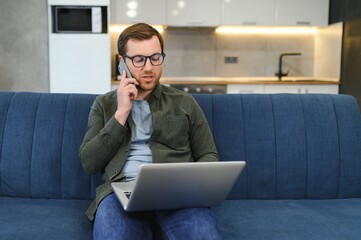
top-left (118, 59), bottom-right (132, 78)
top-left (118, 58), bottom-right (136, 97)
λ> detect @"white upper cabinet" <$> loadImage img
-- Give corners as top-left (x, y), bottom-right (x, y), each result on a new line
top-left (276, 0), bottom-right (329, 26)
top-left (111, 0), bottom-right (166, 25)
top-left (167, 0), bottom-right (221, 27)
top-left (221, 0), bottom-right (276, 26)
top-left (110, 0), bottom-right (329, 27)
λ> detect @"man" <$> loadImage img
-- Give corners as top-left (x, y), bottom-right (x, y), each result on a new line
top-left (79, 23), bottom-right (222, 239)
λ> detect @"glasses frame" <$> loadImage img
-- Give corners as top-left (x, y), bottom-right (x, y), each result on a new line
top-left (123, 53), bottom-right (166, 68)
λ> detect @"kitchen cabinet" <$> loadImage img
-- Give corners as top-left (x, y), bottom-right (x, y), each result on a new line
top-left (110, 0), bottom-right (329, 27)
top-left (221, 0), bottom-right (276, 26)
top-left (227, 84), bottom-right (339, 94)
top-left (276, 0), bottom-right (329, 26)
top-left (264, 84), bottom-right (339, 94)
top-left (305, 85), bottom-right (339, 94)
top-left (111, 0), bottom-right (166, 25)
top-left (227, 84), bottom-right (265, 94)
top-left (264, 85), bottom-right (303, 94)
top-left (167, 0), bottom-right (221, 27)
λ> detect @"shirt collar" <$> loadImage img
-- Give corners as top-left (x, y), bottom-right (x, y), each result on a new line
top-left (150, 83), bottom-right (162, 101)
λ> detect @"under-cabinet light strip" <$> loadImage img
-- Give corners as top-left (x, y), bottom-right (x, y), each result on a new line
top-left (215, 26), bottom-right (318, 35)
top-left (110, 25), bottom-right (317, 35)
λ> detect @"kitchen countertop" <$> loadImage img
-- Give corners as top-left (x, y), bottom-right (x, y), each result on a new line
top-left (112, 77), bottom-right (340, 85)
top-left (160, 77), bottom-right (340, 85)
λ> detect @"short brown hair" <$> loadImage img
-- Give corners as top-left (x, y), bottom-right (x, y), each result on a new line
top-left (117, 23), bottom-right (164, 57)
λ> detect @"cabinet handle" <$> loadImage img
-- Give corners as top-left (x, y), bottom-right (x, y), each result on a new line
top-left (296, 21), bottom-right (311, 25)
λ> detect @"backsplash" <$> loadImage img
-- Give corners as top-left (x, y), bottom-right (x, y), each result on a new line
top-left (110, 23), bottom-right (342, 79)
top-left (163, 28), bottom-right (314, 77)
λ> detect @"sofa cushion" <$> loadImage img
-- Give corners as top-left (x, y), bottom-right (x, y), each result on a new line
top-left (214, 199), bottom-right (361, 240)
top-left (0, 197), bottom-right (93, 239)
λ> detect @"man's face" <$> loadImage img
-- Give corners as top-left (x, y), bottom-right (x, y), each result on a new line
top-left (124, 35), bottom-right (163, 95)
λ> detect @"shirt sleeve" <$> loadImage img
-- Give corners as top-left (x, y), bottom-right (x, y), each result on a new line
top-left (79, 97), bottom-right (128, 174)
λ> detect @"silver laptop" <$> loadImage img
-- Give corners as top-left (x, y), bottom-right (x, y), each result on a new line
top-left (111, 161), bottom-right (246, 212)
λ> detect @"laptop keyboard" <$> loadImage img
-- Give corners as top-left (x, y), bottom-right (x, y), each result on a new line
top-left (124, 192), bottom-right (131, 199)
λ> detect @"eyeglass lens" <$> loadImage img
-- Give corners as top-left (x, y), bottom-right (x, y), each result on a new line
top-left (132, 53), bottom-right (165, 67)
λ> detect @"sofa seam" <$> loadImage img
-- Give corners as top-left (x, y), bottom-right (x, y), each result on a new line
top-left (239, 95), bottom-right (248, 199)
top-left (269, 95), bottom-right (278, 199)
top-left (299, 95), bottom-right (308, 199)
top-left (0, 92), bottom-right (16, 195)
top-left (330, 95), bottom-right (341, 199)
top-left (30, 93), bottom-right (42, 198)
top-left (60, 94), bottom-right (70, 199)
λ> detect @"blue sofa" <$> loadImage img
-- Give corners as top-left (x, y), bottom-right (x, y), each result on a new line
top-left (0, 91), bottom-right (360, 240)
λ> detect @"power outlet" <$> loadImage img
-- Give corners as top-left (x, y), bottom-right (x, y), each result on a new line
top-left (224, 56), bottom-right (238, 64)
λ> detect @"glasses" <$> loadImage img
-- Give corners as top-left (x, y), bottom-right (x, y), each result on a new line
top-left (123, 53), bottom-right (166, 68)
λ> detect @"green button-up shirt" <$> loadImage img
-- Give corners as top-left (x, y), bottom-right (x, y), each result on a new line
top-left (79, 84), bottom-right (220, 221)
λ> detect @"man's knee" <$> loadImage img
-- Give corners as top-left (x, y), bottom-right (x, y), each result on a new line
top-left (94, 193), bottom-right (153, 240)
top-left (155, 208), bottom-right (223, 240)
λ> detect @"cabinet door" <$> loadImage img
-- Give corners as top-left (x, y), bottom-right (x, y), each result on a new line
top-left (227, 84), bottom-right (265, 94)
top-left (221, 0), bottom-right (275, 26)
top-left (264, 84), bottom-right (339, 94)
top-left (302, 85), bottom-right (339, 94)
top-left (111, 0), bottom-right (166, 24)
top-left (264, 84), bottom-right (302, 93)
top-left (276, 0), bottom-right (329, 26)
top-left (167, 0), bottom-right (221, 27)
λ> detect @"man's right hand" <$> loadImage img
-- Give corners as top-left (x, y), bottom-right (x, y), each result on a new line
top-left (114, 70), bottom-right (139, 126)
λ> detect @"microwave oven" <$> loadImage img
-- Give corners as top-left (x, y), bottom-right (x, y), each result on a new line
top-left (51, 6), bottom-right (107, 33)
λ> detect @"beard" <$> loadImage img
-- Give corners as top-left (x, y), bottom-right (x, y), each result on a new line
top-left (136, 70), bottom-right (162, 93)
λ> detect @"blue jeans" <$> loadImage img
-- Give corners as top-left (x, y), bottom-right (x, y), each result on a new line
top-left (94, 193), bottom-right (223, 240)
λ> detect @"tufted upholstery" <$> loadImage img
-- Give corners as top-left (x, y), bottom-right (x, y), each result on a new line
top-left (1, 93), bottom-right (361, 201)
top-left (0, 92), bottom-right (99, 200)
top-left (197, 94), bottom-right (360, 200)
top-left (0, 91), bottom-right (360, 239)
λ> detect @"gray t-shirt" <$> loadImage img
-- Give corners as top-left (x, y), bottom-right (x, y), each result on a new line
top-left (122, 100), bottom-right (153, 181)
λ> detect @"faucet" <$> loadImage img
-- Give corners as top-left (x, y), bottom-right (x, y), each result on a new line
top-left (275, 52), bottom-right (302, 80)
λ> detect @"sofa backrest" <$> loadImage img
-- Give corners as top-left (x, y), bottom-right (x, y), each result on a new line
top-left (194, 94), bottom-right (361, 200)
top-left (0, 92), bottom-right (99, 200)
top-left (0, 92), bottom-right (360, 200)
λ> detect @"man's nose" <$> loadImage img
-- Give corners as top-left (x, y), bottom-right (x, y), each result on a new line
top-left (143, 58), bottom-right (153, 70)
